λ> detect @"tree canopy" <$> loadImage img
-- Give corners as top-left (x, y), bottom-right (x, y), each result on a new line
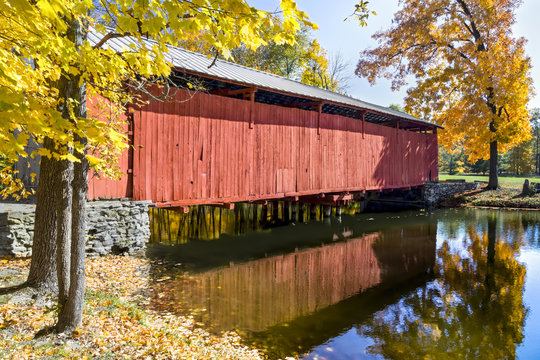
top-left (356, 0), bottom-right (533, 188)
top-left (0, 0), bottom-right (315, 198)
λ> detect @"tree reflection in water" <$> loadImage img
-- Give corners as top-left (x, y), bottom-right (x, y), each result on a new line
top-left (361, 211), bottom-right (527, 359)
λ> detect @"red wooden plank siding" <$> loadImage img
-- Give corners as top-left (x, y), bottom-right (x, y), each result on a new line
top-left (88, 89), bottom-right (438, 203)
top-left (86, 96), bottom-right (131, 200)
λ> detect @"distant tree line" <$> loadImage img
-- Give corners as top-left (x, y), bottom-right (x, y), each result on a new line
top-left (440, 109), bottom-right (540, 176)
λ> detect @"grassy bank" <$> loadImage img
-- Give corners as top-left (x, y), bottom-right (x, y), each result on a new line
top-left (439, 174), bottom-right (540, 186)
top-left (438, 174), bottom-right (540, 209)
top-left (0, 256), bottom-right (264, 360)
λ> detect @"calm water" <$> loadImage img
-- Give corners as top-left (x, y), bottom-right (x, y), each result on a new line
top-left (147, 206), bottom-right (540, 359)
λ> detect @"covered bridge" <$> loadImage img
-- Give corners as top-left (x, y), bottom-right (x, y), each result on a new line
top-left (86, 34), bottom-right (440, 208)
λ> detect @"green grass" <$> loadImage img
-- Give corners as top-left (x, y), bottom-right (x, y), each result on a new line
top-left (439, 174), bottom-right (540, 186)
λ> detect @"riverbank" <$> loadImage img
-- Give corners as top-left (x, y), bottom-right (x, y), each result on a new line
top-left (0, 256), bottom-right (265, 360)
top-left (442, 183), bottom-right (540, 209)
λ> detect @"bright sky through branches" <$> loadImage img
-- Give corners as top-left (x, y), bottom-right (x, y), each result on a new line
top-left (250, 0), bottom-right (540, 110)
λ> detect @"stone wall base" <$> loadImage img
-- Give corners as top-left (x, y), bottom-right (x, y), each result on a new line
top-left (424, 181), bottom-right (481, 208)
top-left (0, 200), bottom-right (151, 257)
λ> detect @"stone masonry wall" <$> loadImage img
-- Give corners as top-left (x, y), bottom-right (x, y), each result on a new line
top-left (425, 181), bottom-right (481, 208)
top-left (0, 200), bottom-right (151, 257)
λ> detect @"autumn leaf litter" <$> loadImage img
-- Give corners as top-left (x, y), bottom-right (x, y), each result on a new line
top-left (0, 256), bottom-right (265, 359)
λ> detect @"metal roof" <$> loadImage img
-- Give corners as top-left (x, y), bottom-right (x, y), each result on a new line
top-left (87, 30), bottom-right (441, 130)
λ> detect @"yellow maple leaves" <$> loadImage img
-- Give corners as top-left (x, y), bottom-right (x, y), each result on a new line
top-left (0, 256), bottom-right (264, 359)
top-left (0, 0), bottom-right (313, 198)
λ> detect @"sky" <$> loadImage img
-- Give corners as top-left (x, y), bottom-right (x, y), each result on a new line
top-left (249, 0), bottom-right (540, 110)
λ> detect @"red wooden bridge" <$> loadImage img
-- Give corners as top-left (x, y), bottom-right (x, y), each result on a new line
top-left (86, 36), bottom-right (440, 209)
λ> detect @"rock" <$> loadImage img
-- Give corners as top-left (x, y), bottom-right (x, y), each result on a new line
top-left (521, 179), bottom-right (536, 197)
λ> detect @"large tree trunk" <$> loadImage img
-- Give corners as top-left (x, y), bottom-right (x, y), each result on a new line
top-left (26, 137), bottom-right (58, 292)
top-left (55, 159), bottom-right (73, 307)
top-left (56, 135), bottom-right (88, 333)
top-left (55, 18), bottom-right (88, 333)
top-left (487, 115), bottom-right (499, 190)
top-left (487, 140), bottom-right (499, 189)
top-left (54, 52), bottom-right (78, 307)
top-left (54, 141), bottom-right (74, 308)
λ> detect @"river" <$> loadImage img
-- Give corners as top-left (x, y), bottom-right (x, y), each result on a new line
top-left (147, 205), bottom-right (540, 359)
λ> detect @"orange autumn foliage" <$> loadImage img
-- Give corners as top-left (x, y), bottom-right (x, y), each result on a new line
top-left (356, 0), bottom-right (533, 162)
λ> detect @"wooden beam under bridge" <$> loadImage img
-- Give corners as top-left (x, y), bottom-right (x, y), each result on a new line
top-left (298, 193), bottom-right (353, 206)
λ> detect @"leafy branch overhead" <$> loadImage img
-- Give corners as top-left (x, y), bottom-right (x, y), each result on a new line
top-left (180, 16), bottom-right (349, 93)
top-left (0, 0), bottom-right (315, 198)
top-left (347, 1), bottom-right (376, 26)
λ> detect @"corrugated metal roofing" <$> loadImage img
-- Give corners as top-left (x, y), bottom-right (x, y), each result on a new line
top-left (87, 29), bottom-right (441, 129)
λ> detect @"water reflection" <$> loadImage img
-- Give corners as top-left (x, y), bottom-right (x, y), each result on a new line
top-left (149, 206), bottom-right (437, 357)
top-left (359, 210), bottom-right (527, 360)
top-left (149, 202), bottom-right (360, 244)
top-left (147, 207), bottom-right (539, 360)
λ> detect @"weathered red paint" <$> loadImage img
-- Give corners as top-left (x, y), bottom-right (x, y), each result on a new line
top-left (87, 89), bottom-right (438, 203)
top-left (86, 96), bottom-right (132, 200)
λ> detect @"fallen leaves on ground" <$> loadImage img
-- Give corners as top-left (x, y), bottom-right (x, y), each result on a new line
top-left (0, 256), bottom-right (264, 360)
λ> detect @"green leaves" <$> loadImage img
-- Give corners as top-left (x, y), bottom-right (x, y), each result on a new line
top-left (347, 1), bottom-right (376, 26)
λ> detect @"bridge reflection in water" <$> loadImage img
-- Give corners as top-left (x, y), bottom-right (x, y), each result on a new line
top-left (148, 206), bottom-right (437, 358)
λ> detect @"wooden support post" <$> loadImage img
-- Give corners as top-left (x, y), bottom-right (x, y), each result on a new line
top-left (248, 88), bottom-right (257, 129)
top-left (361, 111), bottom-right (365, 139)
top-left (126, 109), bottom-right (135, 196)
top-left (273, 201), bottom-right (280, 220)
top-left (284, 201), bottom-right (290, 222)
top-left (169, 206), bottom-right (190, 214)
top-left (317, 102), bottom-right (323, 135)
top-left (324, 205), bottom-right (332, 217)
top-left (262, 204), bottom-right (268, 222)
top-left (216, 203), bottom-right (235, 210)
top-left (310, 204), bottom-right (317, 219)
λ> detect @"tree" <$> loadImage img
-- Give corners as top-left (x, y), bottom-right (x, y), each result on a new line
top-left (505, 140), bottom-right (534, 175)
top-left (439, 146), bottom-right (466, 175)
top-left (503, 109), bottom-right (539, 175)
top-left (531, 109), bottom-right (540, 174)
top-left (299, 39), bottom-right (339, 91)
top-left (388, 104), bottom-right (405, 112)
top-left (326, 51), bottom-right (352, 94)
top-left (355, 0), bottom-right (533, 190)
top-left (1, 0), bottom-right (313, 333)
top-left (467, 158), bottom-right (489, 175)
